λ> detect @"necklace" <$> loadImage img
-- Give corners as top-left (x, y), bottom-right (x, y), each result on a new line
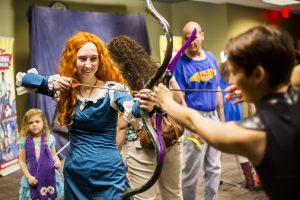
top-left (78, 79), bottom-right (98, 111)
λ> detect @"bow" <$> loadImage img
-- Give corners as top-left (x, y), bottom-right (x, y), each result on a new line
top-left (162, 28), bottom-right (197, 86)
top-left (121, 1), bottom-right (198, 198)
top-left (121, 0), bottom-right (173, 199)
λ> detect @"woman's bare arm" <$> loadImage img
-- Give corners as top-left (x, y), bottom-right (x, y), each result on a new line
top-left (153, 84), bottom-right (266, 165)
top-left (116, 115), bottom-right (129, 151)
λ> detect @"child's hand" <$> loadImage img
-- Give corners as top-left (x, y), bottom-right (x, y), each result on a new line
top-left (27, 175), bottom-right (38, 186)
top-left (54, 159), bottom-right (61, 169)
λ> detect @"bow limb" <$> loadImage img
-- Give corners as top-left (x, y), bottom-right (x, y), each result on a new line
top-left (121, 0), bottom-right (172, 199)
top-left (144, 0), bottom-right (173, 178)
top-left (168, 28), bottom-right (197, 74)
top-left (121, 116), bottom-right (164, 200)
top-left (144, 0), bottom-right (173, 89)
top-left (162, 28), bottom-right (197, 86)
top-left (128, 27), bottom-right (197, 199)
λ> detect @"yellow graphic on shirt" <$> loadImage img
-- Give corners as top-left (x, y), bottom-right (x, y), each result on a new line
top-left (190, 68), bottom-right (216, 82)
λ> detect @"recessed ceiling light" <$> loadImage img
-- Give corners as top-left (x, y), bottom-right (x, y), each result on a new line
top-left (262, 0), bottom-right (300, 6)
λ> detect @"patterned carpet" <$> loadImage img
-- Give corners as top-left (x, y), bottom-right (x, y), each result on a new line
top-left (0, 153), bottom-right (268, 200)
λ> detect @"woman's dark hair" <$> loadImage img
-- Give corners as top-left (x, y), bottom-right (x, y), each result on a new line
top-left (107, 35), bottom-right (158, 91)
top-left (225, 25), bottom-right (295, 89)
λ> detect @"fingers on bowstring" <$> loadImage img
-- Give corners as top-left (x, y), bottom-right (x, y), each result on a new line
top-left (232, 99), bottom-right (243, 105)
top-left (224, 93), bottom-right (235, 102)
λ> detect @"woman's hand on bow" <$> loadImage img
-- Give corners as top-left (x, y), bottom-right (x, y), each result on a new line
top-left (152, 83), bottom-right (174, 111)
top-left (135, 89), bottom-right (155, 112)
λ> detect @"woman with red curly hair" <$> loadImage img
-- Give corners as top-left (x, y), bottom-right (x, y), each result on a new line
top-left (16, 32), bottom-right (153, 199)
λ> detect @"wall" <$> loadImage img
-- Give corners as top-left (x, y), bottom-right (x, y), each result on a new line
top-left (0, 0), bottom-right (14, 37)
top-left (1, 0), bottom-right (300, 126)
top-left (171, 2), bottom-right (228, 60)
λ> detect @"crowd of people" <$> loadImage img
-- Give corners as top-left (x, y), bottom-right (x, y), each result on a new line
top-left (152, 25), bottom-right (300, 200)
top-left (16, 20), bottom-right (300, 200)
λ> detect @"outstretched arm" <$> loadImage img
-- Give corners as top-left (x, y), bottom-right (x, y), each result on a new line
top-left (16, 68), bottom-right (72, 97)
top-left (153, 84), bottom-right (266, 165)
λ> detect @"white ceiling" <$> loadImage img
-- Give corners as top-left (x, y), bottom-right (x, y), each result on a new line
top-left (192, 0), bottom-right (300, 9)
top-left (158, 0), bottom-right (300, 10)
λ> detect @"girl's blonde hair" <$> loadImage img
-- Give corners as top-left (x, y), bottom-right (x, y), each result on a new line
top-left (57, 32), bottom-right (126, 126)
top-left (19, 108), bottom-right (50, 140)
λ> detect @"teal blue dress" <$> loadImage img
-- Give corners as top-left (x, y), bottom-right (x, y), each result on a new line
top-left (18, 134), bottom-right (64, 200)
top-left (21, 73), bottom-right (140, 200)
top-left (64, 82), bottom-right (139, 199)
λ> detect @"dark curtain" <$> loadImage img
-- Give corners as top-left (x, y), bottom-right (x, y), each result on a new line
top-left (27, 6), bottom-right (151, 157)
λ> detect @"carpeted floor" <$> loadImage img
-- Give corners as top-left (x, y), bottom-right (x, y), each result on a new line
top-left (0, 153), bottom-right (268, 200)
top-left (0, 169), bottom-right (21, 200)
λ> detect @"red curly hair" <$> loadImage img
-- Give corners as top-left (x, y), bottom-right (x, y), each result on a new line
top-left (57, 32), bottom-right (126, 126)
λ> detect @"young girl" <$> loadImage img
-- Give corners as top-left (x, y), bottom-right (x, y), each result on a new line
top-left (18, 108), bottom-right (63, 200)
